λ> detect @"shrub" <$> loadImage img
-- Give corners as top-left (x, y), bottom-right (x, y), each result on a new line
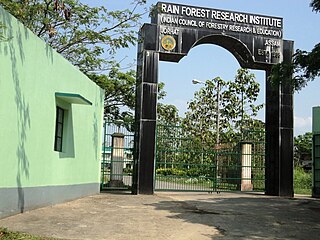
top-left (156, 168), bottom-right (186, 176)
top-left (186, 167), bottom-right (215, 177)
top-left (294, 167), bottom-right (312, 194)
top-left (186, 168), bottom-right (202, 177)
top-left (123, 168), bottom-right (132, 174)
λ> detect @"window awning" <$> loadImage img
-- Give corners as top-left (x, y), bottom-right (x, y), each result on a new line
top-left (55, 92), bottom-right (92, 105)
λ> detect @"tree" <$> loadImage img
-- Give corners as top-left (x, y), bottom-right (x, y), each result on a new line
top-left (228, 68), bottom-right (263, 133)
top-left (88, 69), bottom-right (136, 122)
top-left (294, 132), bottom-right (313, 166)
top-left (89, 69), bottom-right (168, 122)
top-left (157, 103), bottom-right (180, 125)
top-left (0, 0), bottom-right (148, 121)
top-left (0, 0), bottom-right (146, 73)
top-left (183, 77), bottom-right (225, 150)
top-left (311, 0), bottom-right (320, 12)
top-left (183, 68), bottom-right (263, 148)
top-left (270, 0), bottom-right (320, 91)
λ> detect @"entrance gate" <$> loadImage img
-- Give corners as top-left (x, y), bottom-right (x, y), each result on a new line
top-left (100, 120), bottom-right (134, 191)
top-left (155, 124), bottom-right (265, 192)
top-left (134, 2), bottom-right (294, 196)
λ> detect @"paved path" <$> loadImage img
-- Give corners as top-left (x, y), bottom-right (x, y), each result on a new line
top-left (1, 192), bottom-right (320, 239)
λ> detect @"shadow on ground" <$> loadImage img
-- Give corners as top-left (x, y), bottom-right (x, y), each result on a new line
top-left (147, 193), bottom-right (320, 240)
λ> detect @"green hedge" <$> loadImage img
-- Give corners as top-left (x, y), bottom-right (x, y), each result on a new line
top-left (156, 167), bottom-right (215, 177)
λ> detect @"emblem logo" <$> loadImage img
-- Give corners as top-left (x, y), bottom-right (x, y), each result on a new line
top-left (161, 35), bottom-right (176, 51)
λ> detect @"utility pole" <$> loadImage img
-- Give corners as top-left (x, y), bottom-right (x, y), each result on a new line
top-left (215, 78), bottom-right (220, 146)
top-left (214, 78), bottom-right (221, 191)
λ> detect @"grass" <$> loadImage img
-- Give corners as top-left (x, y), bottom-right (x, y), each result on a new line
top-left (0, 228), bottom-right (62, 240)
top-left (294, 167), bottom-right (312, 195)
top-left (156, 175), bottom-right (265, 192)
top-left (157, 166), bottom-right (313, 195)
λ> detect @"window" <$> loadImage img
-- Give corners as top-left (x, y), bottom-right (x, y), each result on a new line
top-left (54, 106), bottom-right (64, 152)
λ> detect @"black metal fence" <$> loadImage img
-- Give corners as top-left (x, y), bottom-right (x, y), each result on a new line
top-left (313, 134), bottom-right (320, 196)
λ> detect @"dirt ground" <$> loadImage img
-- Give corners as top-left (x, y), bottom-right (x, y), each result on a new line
top-left (1, 192), bottom-right (320, 240)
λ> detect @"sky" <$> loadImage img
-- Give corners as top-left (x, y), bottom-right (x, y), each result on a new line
top-left (100, 0), bottom-right (320, 136)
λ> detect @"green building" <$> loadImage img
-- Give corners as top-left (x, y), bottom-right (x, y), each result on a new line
top-left (0, 6), bottom-right (104, 218)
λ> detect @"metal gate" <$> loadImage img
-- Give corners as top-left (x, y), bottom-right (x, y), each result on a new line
top-left (155, 124), bottom-right (265, 192)
top-left (100, 120), bottom-right (134, 191)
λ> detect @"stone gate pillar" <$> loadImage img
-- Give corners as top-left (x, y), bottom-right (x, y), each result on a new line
top-left (241, 142), bottom-right (253, 191)
top-left (132, 25), bottom-right (159, 194)
top-left (109, 133), bottom-right (125, 187)
top-left (265, 40), bottom-right (294, 197)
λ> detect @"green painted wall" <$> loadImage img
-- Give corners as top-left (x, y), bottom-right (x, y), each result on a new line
top-left (0, 7), bottom-right (104, 189)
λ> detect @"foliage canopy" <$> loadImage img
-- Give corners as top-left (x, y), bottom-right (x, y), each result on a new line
top-left (183, 68), bottom-right (264, 147)
top-left (0, 0), bottom-right (148, 121)
top-left (0, 0), bottom-right (146, 73)
top-left (270, 0), bottom-right (320, 91)
top-left (294, 132), bottom-right (313, 164)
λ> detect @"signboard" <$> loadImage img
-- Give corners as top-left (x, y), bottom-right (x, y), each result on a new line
top-left (151, 2), bottom-right (284, 65)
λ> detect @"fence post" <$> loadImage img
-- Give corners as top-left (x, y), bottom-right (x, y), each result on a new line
top-left (241, 142), bottom-right (253, 191)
